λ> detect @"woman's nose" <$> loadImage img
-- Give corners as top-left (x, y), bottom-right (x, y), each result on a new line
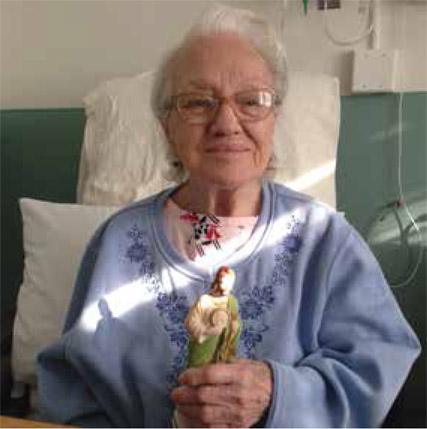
top-left (209, 100), bottom-right (242, 136)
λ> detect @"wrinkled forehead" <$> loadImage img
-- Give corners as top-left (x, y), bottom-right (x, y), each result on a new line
top-left (169, 33), bottom-right (274, 93)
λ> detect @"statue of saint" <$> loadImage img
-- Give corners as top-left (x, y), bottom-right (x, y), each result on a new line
top-left (173, 267), bottom-right (242, 427)
top-left (185, 266), bottom-right (241, 367)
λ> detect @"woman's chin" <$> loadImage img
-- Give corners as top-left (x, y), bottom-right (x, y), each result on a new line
top-left (196, 169), bottom-right (263, 190)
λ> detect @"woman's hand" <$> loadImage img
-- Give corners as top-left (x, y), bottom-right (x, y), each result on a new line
top-left (171, 359), bottom-right (272, 428)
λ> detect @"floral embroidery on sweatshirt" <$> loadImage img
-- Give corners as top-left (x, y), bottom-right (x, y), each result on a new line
top-left (239, 216), bottom-right (302, 359)
top-left (125, 224), bottom-right (189, 386)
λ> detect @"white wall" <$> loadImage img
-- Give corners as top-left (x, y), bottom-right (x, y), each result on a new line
top-left (1, 0), bottom-right (426, 109)
top-left (255, 0), bottom-right (427, 94)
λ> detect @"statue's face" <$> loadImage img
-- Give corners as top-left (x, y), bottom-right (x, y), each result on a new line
top-left (219, 271), bottom-right (235, 295)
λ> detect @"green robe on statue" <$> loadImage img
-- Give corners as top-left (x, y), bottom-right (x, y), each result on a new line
top-left (186, 294), bottom-right (241, 368)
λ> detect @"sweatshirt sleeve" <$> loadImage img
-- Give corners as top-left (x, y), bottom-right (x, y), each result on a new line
top-left (37, 338), bottom-right (114, 427)
top-left (264, 228), bottom-right (421, 428)
top-left (36, 223), bottom-right (116, 427)
top-left (37, 218), bottom-right (145, 428)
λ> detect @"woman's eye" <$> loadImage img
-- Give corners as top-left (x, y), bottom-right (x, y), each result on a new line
top-left (238, 96), bottom-right (261, 108)
top-left (184, 98), bottom-right (214, 109)
top-left (243, 98), bottom-right (259, 106)
top-left (237, 91), bottom-right (273, 108)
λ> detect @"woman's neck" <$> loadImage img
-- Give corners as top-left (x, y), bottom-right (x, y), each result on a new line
top-left (171, 179), bottom-right (262, 217)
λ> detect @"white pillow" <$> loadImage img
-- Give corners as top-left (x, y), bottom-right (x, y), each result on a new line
top-left (77, 70), bottom-right (340, 207)
top-left (77, 71), bottom-right (173, 206)
top-left (12, 199), bottom-right (119, 386)
top-left (274, 72), bottom-right (340, 208)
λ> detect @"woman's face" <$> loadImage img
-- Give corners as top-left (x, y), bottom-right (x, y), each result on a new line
top-left (162, 33), bottom-right (277, 190)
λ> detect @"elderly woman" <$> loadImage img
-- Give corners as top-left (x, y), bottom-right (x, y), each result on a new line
top-left (38, 5), bottom-right (420, 428)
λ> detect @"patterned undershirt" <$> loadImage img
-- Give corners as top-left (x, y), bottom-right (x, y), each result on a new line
top-left (164, 198), bottom-right (258, 267)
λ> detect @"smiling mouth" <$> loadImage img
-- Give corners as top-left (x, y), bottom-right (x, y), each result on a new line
top-left (205, 144), bottom-right (250, 153)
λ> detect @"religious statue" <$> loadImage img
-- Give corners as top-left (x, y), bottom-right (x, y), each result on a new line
top-left (185, 266), bottom-right (241, 367)
top-left (173, 267), bottom-right (242, 427)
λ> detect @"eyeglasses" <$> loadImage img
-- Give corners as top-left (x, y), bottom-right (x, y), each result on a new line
top-left (170, 89), bottom-right (278, 124)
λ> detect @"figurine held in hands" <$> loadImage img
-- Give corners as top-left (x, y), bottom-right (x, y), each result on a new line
top-left (185, 266), bottom-right (241, 368)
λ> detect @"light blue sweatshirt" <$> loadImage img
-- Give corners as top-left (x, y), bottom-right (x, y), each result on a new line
top-left (37, 181), bottom-right (420, 427)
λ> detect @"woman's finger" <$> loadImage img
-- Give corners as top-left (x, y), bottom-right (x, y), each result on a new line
top-left (171, 383), bottom-right (244, 406)
top-left (179, 363), bottom-right (237, 385)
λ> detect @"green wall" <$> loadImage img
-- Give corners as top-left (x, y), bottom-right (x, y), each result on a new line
top-left (1, 109), bottom-right (85, 350)
top-left (337, 93), bottom-right (426, 236)
top-left (337, 93), bottom-right (426, 344)
top-left (337, 93), bottom-right (426, 426)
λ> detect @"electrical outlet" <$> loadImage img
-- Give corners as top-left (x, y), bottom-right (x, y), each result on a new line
top-left (318, 0), bottom-right (341, 10)
top-left (352, 49), bottom-right (398, 93)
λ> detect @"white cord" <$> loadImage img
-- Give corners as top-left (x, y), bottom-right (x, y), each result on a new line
top-left (388, 1), bottom-right (423, 288)
top-left (389, 91), bottom-right (424, 288)
top-left (323, 0), bottom-right (375, 46)
top-left (368, 92), bottom-right (424, 288)
top-left (365, 2), bottom-right (423, 288)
